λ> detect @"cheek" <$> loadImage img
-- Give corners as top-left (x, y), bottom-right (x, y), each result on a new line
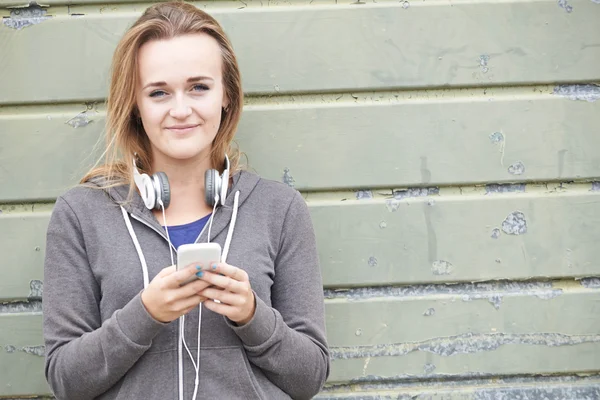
top-left (139, 102), bottom-right (165, 132)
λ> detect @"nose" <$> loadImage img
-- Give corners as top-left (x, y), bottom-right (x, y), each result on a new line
top-left (169, 95), bottom-right (192, 119)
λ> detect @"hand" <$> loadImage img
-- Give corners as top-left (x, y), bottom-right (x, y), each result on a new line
top-left (141, 264), bottom-right (213, 323)
top-left (197, 263), bottom-right (256, 325)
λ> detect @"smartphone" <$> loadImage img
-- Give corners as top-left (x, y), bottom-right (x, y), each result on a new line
top-left (177, 243), bottom-right (222, 286)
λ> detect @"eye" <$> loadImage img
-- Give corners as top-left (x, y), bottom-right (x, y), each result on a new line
top-left (149, 90), bottom-right (167, 98)
top-left (192, 84), bottom-right (209, 92)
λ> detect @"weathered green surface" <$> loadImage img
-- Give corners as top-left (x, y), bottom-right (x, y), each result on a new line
top-left (2, 89), bottom-right (600, 201)
top-left (0, 314), bottom-right (47, 397)
top-left (0, 212), bottom-right (49, 302)
top-left (1, 0), bottom-right (599, 397)
top-left (316, 376), bottom-right (600, 399)
top-left (2, 189), bottom-right (600, 301)
top-left (1, 1), bottom-right (599, 104)
top-left (1, 285), bottom-right (599, 396)
top-left (312, 188), bottom-right (600, 287)
top-left (0, 106), bottom-right (104, 202)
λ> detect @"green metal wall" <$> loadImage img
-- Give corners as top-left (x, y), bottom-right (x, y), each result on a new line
top-left (1, 0), bottom-right (600, 398)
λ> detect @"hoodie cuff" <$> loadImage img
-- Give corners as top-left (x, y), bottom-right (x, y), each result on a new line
top-left (226, 292), bottom-right (276, 347)
top-left (116, 291), bottom-right (168, 346)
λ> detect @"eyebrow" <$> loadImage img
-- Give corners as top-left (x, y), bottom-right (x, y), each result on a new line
top-left (143, 76), bottom-right (214, 90)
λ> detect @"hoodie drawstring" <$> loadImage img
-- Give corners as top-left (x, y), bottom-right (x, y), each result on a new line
top-left (120, 190), bottom-right (240, 400)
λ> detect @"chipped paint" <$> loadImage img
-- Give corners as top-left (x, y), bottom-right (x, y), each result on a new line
top-left (318, 380), bottom-right (600, 400)
top-left (0, 300), bottom-right (42, 313)
top-left (324, 281), bottom-right (563, 304)
top-left (66, 111), bottom-right (93, 128)
top-left (368, 256), bottom-right (378, 267)
top-left (3, 3), bottom-right (50, 30)
top-left (3, 345), bottom-right (45, 357)
top-left (508, 161), bottom-right (525, 175)
top-left (356, 190), bottom-right (373, 200)
top-left (318, 374), bottom-right (600, 398)
top-left (432, 260), bottom-right (453, 275)
top-left (463, 293), bottom-right (503, 310)
top-left (489, 132), bottom-right (504, 144)
top-left (385, 199), bottom-right (401, 212)
top-left (558, 0), bottom-right (574, 12)
top-left (423, 363), bottom-right (436, 375)
top-left (485, 183), bottom-right (525, 194)
top-left (330, 332), bottom-right (600, 360)
top-left (20, 345), bottom-right (45, 357)
top-left (553, 84), bottom-right (600, 102)
top-left (379, 221), bottom-right (387, 229)
top-left (282, 168), bottom-right (295, 188)
top-left (479, 55), bottom-right (490, 73)
top-left (393, 187), bottom-right (439, 200)
top-left (502, 211), bottom-right (527, 235)
top-left (592, 0), bottom-right (600, 3)
top-left (491, 228), bottom-right (501, 239)
top-left (591, 182), bottom-right (600, 191)
top-left (387, 187), bottom-right (439, 211)
top-left (580, 277), bottom-right (600, 288)
top-left (402, 1), bottom-right (410, 8)
top-left (423, 308), bottom-right (435, 317)
top-left (28, 279), bottom-right (43, 300)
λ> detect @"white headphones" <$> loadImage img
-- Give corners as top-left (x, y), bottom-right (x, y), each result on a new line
top-left (133, 154), bottom-right (230, 209)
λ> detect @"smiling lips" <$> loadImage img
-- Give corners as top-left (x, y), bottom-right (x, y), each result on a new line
top-left (166, 124), bottom-right (200, 134)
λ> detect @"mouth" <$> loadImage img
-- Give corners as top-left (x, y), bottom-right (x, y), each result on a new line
top-left (166, 124), bottom-right (200, 134)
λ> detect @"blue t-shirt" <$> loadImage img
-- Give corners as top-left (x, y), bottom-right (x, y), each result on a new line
top-left (165, 214), bottom-right (212, 250)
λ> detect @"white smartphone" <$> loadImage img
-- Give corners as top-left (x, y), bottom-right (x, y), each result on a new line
top-left (177, 243), bottom-right (222, 286)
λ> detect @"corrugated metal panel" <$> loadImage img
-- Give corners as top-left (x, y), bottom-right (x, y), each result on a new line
top-left (1, 0), bottom-right (599, 397)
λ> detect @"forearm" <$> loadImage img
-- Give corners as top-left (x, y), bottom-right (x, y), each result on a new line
top-left (226, 295), bottom-right (330, 399)
top-left (44, 293), bottom-right (166, 399)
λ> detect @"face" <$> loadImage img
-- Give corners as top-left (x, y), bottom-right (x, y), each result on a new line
top-left (136, 33), bottom-right (228, 165)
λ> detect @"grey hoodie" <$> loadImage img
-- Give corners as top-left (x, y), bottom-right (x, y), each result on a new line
top-left (43, 171), bottom-right (330, 400)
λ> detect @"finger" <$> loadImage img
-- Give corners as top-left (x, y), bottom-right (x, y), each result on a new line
top-left (202, 297), bottom-right (237, 319)
top-left (198, 271), bottom-right (246, 293)
top-left (178, 278), bottom-right (213, 297)
top-left (199, 287), bottom-right (243, 306)
top-left (156, 265), bottom-right (177, 278)
top-left (167, 263), bottom-right (203, 287)
top-left (204, 263), bottom-right (249, 283)
top-left (174, 294), bottom-right (205, 313)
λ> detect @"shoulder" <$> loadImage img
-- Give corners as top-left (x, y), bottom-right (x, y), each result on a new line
top-left (54, 183), bottom-right (124, 222)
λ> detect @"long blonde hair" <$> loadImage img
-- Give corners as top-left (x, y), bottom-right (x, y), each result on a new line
top-left (81, 1), bottom-right (244, 196)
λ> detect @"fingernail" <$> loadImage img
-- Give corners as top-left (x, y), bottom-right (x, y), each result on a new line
top-left (196, 265), bottom-right (202, 270)
top-left (212, 264), bottom-right (217, 270)
top-left (196, 271), bottom-right (204, 278)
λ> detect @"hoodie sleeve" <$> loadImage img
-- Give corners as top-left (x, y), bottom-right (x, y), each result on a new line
top-left (227, 191), bottom-right (330, 399)
top-left (43, 196), bottom-right (167, 400)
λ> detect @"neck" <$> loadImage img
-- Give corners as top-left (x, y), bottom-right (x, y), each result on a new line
top-left (150, 150), bottom-right (214, 225)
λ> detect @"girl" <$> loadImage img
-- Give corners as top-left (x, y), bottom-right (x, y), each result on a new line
top-left (42, 2), bottom-right (330, 399)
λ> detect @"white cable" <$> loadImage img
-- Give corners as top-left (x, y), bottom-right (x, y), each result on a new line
top-left (159, 198), bottom-right (175, 267)
top-left (192, 307), bottom-right (201, 400)
top-left (221, 191), bottom-right (239, 264)
top-left (121, 207), bottom-right (149, 289)
top-left (178, 317), bottom-right (183, 400)
top-left (206, 196), bottom-right (219, 243)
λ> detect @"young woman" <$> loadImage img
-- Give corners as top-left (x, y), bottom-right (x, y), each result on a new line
top-left (42, 2), bottom-right (330, 399)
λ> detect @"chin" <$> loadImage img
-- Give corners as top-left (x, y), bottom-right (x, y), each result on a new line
top-left (165, 144), bottom-right (212, 161)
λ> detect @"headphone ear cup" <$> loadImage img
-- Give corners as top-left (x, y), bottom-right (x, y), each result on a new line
top-left (154, 172), bottom-right (171, 209)
top-left (205, 169), bottom-right (218, 207)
